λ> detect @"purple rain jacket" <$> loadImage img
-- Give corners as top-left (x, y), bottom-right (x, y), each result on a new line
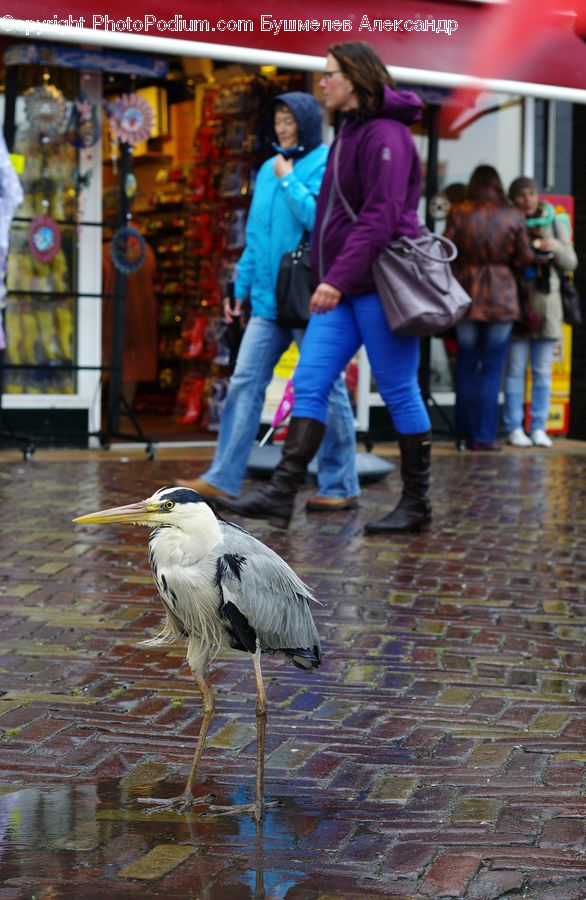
top-left (312, 85), bottom-right (423, 297)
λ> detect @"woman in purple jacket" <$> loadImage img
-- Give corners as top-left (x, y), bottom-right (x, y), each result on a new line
top-left (218, 41), bottom-right (432, 532)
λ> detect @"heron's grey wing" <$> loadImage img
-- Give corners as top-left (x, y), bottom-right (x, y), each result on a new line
top-left (215, 521), bottom-right (321, 658)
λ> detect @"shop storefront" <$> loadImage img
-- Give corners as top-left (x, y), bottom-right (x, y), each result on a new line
top-left (0, 2), bottom-right (584, 450)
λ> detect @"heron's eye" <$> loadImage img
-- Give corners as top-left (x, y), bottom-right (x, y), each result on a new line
top-left (164, 501), bottom-right (174, 510)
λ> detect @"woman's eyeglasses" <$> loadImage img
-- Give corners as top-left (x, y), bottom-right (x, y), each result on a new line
top-left (321, 69), bottom-right (342, 81)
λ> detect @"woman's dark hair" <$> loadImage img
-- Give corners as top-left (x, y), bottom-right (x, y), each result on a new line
top-left (274, 101), bottom-right (292, 116)
top-left (329, 41), bottom-right (395, 114)
top-left (468, 165), bottom-right (506, 201)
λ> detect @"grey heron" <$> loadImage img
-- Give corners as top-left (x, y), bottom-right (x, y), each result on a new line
top-left (73, 486), bottom-right (321, 821)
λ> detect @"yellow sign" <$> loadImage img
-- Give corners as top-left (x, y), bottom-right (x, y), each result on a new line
top-left (9, 153), bottom-right (25, 174)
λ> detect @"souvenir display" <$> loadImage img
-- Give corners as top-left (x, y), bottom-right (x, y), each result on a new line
top-left (3, 61), bottom-right (308, 423)
top-left (5, 71), bottom-right (80, 395)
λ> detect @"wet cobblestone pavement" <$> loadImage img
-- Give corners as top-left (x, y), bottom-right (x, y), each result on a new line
top-left (0, 444), bottom-right (585, 899)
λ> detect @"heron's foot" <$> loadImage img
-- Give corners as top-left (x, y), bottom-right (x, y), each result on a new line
top-left (137, 790), bottom-right (214, 814)
top-left (204, 800), bottom-right (281, 822)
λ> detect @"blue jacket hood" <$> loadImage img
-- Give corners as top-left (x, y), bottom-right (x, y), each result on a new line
top-left (273, 92), bottom-right (323, 158)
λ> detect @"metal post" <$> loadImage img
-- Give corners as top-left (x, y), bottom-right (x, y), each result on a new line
top-left (107, 142), bottom-right (131, 435)
top-left (422, 103), bottom-right (454, 436)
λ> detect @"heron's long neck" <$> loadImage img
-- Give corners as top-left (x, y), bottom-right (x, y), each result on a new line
top-left (149, 519), bottom-right (222, 568)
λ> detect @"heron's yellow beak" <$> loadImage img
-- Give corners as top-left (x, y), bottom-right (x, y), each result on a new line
top-left (73, 500), bottom-right (159, 526)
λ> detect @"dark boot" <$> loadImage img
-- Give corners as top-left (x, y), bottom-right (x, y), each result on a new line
top-left (364, 431), bottom-right (432, 534)
top-left (216, 417), bottom-right (326, 529)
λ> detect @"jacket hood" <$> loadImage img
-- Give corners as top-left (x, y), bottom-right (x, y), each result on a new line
top-left (273, 92), bottom-right (323, 158)
top-left (374, 85), bottom-right (423, 125)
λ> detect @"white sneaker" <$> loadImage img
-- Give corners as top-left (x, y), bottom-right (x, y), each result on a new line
top-left (531, 429), bottom-right (553, 448)
top-left (507, 428), bottom-right (532, 447)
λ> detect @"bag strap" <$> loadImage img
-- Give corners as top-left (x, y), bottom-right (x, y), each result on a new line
top-left (398, 232), bottom-right (458, 264)
top-left (332, 136), bottom-right (357, 223)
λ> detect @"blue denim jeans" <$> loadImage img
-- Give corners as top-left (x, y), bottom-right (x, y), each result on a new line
top-left (455, 321), bottom-right (513, 444)
top-left (201, 316), bottom-right (359, 498)
top-left (292, 291), bottom-right (431, 435)
top-left (503, 338), bottom-right (557, 433)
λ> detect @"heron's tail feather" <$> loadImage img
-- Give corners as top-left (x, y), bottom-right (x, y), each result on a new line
top-left (140, 612), bottom-right (185, 646)
top-left (287, 645), bottom-right (321, 670)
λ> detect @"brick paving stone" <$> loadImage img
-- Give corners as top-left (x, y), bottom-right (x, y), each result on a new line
top-left (467, 868), bottom-right (525, 899)
top-left (0, 448), bottom-right (585, 896)
top-left (539, 815), bottom-right (586, 849)
top-left (420, 850), bottom-right (482, 896)
top-left (381, 840), bottom-right (436, 878)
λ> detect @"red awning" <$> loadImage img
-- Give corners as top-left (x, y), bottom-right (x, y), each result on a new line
top-left (2, 0), bottom-right (586, 100)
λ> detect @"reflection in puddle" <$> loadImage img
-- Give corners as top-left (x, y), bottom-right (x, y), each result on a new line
top-left (0, 780), bottom-right (326, 896)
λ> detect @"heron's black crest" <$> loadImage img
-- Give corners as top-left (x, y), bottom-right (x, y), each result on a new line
top-left (160, 488), bottom-right (206, 506)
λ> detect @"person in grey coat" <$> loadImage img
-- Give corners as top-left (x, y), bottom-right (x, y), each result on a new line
top-left (504, 177), bottom-right (578, 448)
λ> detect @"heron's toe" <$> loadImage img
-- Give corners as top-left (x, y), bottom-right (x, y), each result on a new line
top-left (137, 791), bottom-right (215, 814)
top-left (203, 799), bottom-right (281, 820)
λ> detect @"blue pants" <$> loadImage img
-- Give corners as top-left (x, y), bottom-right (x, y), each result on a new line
top-left (292, 291), bottom-right (430, 435)
top-left (202, 315), bottom-right (359, 498)
top-left (503, 338), bottom-right (557, 433)
top-left (455, 320), bottom-right (513, 444)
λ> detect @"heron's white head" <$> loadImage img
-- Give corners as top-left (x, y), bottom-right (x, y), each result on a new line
top-left (73, 487), bottom-right (221, 537)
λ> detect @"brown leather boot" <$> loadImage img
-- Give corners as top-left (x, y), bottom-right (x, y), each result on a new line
top-left (175, 477), bottom-right (236, 500)
top-left (216, 417), bottom-right (326, 528)
top-left (364, 431), bottom-right (432, 534)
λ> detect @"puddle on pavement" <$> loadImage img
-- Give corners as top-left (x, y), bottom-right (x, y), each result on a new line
top-left (0, 779), bottom-right (327, 896)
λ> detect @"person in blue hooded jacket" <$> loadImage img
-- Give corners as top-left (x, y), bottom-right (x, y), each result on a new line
top-left (179, 92), bottom-right (359, 508)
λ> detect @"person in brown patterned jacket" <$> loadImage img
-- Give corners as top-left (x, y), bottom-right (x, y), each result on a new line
top-left (444, 165), bottom-right (534, 450)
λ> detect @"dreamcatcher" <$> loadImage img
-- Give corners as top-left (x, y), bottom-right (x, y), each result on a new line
top-left (110, 225), bottom-right (146, 274)
top-left (24, 81), bottom-right (67, 263)
top-left (28, 214), bottom-right (61, 264)
top-left (24, 83), bottom-right (67, 141)
top-left (105, 93), bottom-right (155, 172)
top-left (105, 94), bottom-right (154, 273)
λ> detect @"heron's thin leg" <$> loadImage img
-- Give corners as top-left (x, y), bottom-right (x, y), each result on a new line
top-left (138, 671), bottom-right (214, 811)
top-left (252, 645), bottom-right (267, 821)
top-left (184, 671), bottom-right (215, 797)
top-left (205, 647), bottom-right (279, 820)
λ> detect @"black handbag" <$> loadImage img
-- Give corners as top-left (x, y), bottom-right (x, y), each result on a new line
top-left (513, 276), bottom-right (544, 336)
top-left (332, 139), bottom-right (471, 336)
top-left (559, 273), bottom-right (582, 326)
top-left (552, 218), bottom-right (582, 326)
top-left (276, 232), bottom-right (313, 328)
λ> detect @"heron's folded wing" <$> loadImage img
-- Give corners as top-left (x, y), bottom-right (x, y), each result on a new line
top-left (215, 524), bottom-right (320, 653)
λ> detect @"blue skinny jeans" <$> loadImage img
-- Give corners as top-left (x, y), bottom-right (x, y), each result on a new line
top-left (201, 315), bottom-right (359, 498)
top-left (292, 291), bottom-right (430, 435)
top-left (455, 320), bottom-right (513, 444)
